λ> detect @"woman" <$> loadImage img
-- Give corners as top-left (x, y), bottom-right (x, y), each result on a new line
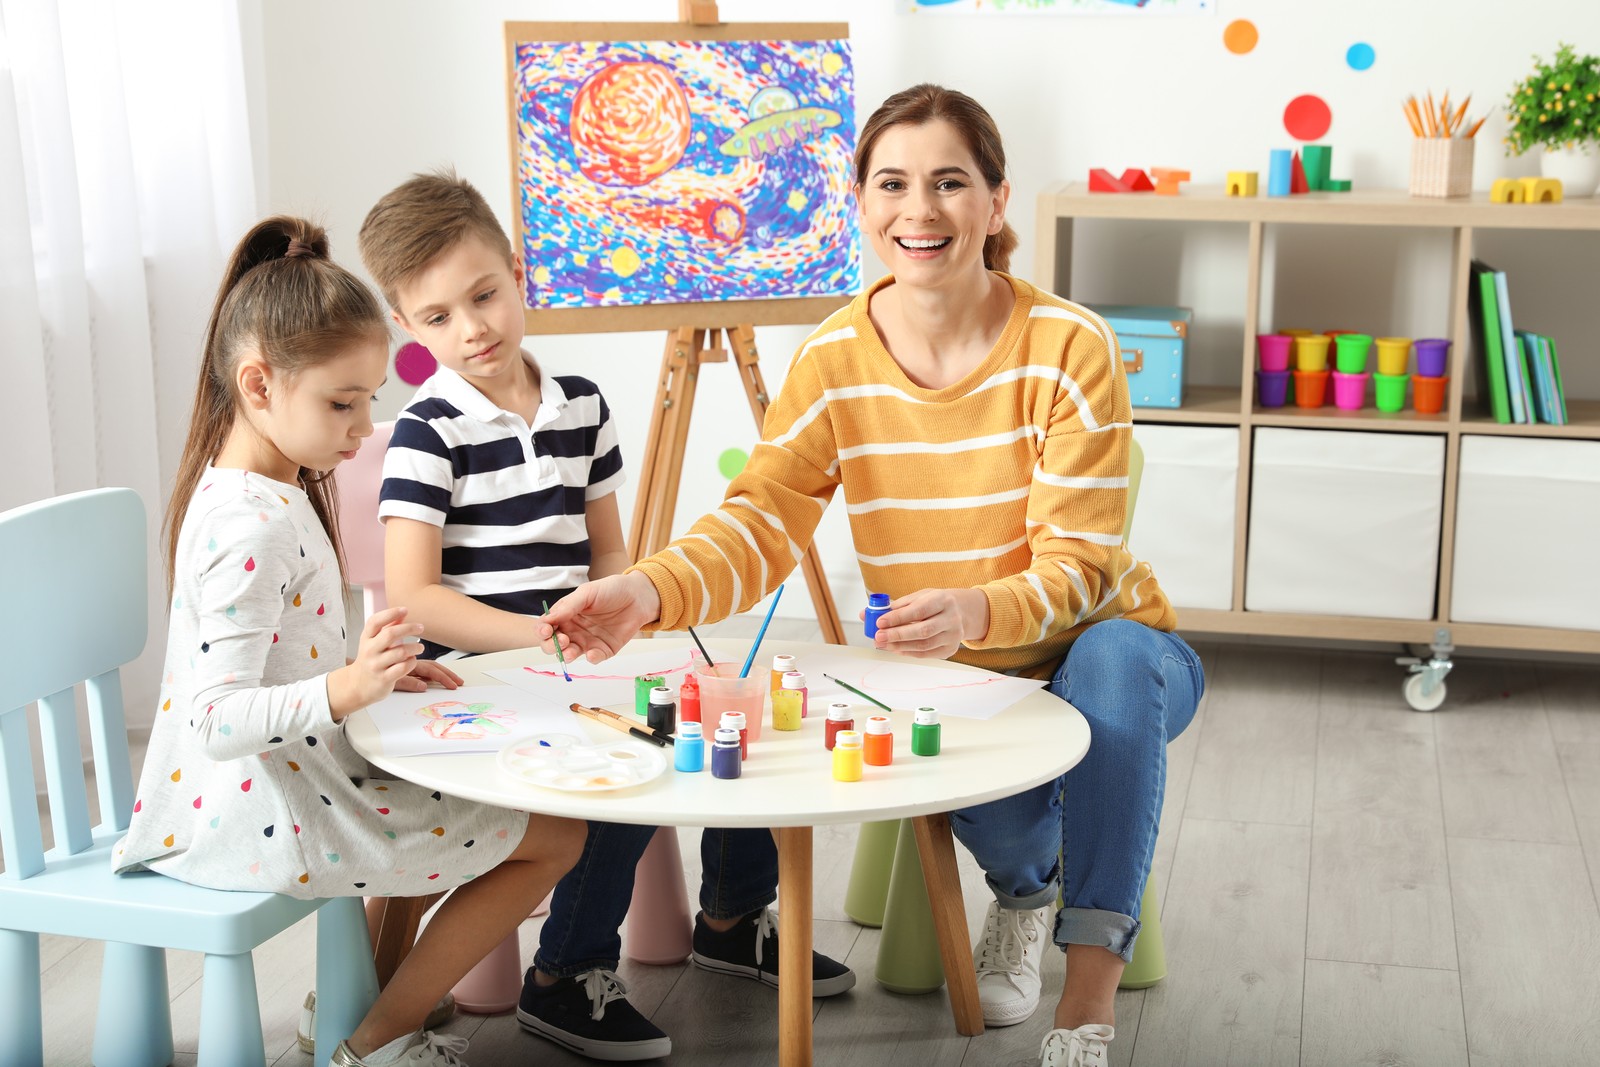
top-left (541, 84), bottom-right (1204, 1067)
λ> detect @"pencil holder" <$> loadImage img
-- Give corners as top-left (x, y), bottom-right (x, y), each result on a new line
top-left (1410, 139), bottom-right (1473, 198)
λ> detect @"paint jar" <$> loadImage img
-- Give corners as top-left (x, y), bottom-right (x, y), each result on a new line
top-left (718, 711), bottom-right (748, 760)
top-left (911, 707), bottom-right (942, 757)
top-left (634, 674), bottom-right (663, 717)
top-left (772, 671), bottom-right (805, 731)
top-left (863, 715), bottom-right (894, 766)
top-left (832, 730), bottom-right (864, 782)
top-left (863, 593), bottom-right (891, 638)
top-left (647, 685), bottom-right (676, 736)
top-left (696, 663), bottom-right (766, 742)
top-left (711, 727), bottom-right (742, 779)
top-left (770, 654), bottom-right (796, 698)
top-left (679, 669), bottom-right (701, 724)
top-left (824, 703), bottom-right (854, 750)
top-left (675, 722), bottom-right (705, 773)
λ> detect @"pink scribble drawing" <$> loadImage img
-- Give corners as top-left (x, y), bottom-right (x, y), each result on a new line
top-left (856, 668), bottom-right (1007, 694)
top-left (417, 700), bottom-right (519, 740)
top-left (521, 653), bottom-right (695, 683)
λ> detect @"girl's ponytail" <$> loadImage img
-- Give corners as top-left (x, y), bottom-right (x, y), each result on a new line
top-left (163, 216), bottom-right (386, 593)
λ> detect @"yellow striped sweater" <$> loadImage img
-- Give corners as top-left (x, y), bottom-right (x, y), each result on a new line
top-left (633, 273), bottom-right (1177, 678)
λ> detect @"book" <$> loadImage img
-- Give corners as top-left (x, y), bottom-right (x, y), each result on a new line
top-left (1547, 334), bottom-right (1569, 424)
top-left (1516, 333), bottom-right (1550, 423)
top-left (1537, 334), bottom-right (1569, 425)
top-left (1492, 271), bottom-right (1528, 423)
top-left (1468, 262), bottom-right (1511, 423)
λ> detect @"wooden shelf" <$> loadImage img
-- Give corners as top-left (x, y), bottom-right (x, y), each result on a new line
top-left (1039, 185), bottom-right (1600, 656)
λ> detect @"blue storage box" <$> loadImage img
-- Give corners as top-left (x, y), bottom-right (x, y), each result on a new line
top-left (1088, 304), bottom-right (1191, 409)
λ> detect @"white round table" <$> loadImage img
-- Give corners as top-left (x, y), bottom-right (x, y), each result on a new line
top-left (346, 637), bottom-right (1088, 1067)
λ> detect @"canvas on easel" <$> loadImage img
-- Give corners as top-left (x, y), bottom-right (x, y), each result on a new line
top-left (503, 11), bottom-right (855, 643)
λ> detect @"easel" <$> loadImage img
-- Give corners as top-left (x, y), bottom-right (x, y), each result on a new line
top-left (627, 322), bottom-right (847, 644)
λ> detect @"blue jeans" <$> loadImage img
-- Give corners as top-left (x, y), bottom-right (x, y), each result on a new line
top-left (949, 619), bottom-right (1204, 963)
top-left (533, 823), bottom-right (778, 977)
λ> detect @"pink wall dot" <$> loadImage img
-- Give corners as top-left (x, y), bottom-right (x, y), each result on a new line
top-left (1283, 94), bottom-right (1333, 141)
top-left (395, 342), bottom-right (438, 386)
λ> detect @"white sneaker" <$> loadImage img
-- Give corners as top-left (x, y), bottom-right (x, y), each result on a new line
top-left (301, 991), bottom-right (456, 1053)
top-left (1039, 1023), bottom-right (1113, 1067)
top-left (330, 1030), bottom-right (470, 1066)
top-left (972, 901), bottom-right (1051, 1026)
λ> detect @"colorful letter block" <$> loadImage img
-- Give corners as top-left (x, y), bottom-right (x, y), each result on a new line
top-left (1490, 178), bottom-right (1525, 202)
top-left (1226, 171), bottom-right (1259, 197)
top-left (1150, 168), bottom-right (1191, 196)
top-left (1089, 167), bottom-right (1130, 193)
top-left (1519, 177), bottom-right (1563, 203)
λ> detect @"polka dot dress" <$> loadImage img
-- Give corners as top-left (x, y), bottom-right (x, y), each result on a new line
top-left (114, 468), bottom-right (524, 899)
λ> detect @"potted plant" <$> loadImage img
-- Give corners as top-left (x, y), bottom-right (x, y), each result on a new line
top-left (1505, 42), bottom-right (1600, 195)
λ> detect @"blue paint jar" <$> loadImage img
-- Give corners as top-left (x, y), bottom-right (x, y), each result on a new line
top-left (711, 727), bottom-right (742, 779)
top-left (675, 722), bottom-right (705, 772)
top-left (863, 592), bottom-right (891, 638)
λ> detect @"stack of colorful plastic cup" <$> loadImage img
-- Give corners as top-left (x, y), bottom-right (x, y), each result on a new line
top-left (1331, 333), bottom-right (1371, 411)
top-left (1256, 334), bottom-right (1292, 407)
top-left (1410, 338), bottom-right (1450, 414)
top-left (1292, 334), bottom-right (1331, 407)
top-left (1371, 335), bottom-right (1409, 413)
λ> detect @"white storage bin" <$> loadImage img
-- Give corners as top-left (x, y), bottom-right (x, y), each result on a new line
top-left (1450, 436), bottom-right (1600, 631)
top-left (1130, 425), bottom-right (1238, 610)
top-left (1246, 428), bottom-right (1445, 620)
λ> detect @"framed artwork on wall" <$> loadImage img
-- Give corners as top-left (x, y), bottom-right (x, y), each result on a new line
top-left (505, 21), bottom-right (859, 334)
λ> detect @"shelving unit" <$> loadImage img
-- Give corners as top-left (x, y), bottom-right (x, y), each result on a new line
top-left (1037, 184), bottom-right (1600, 657)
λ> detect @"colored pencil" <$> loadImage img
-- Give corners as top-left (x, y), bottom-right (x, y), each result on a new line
top-left (821, 673), bottom-right (893, 714)
top-left (542, 600), bottom-right (572, 682)
top-left (686, 625), bottom-right (716, 668)
top-left (570, 703), bottom-right (669, 747)
top-left (737, 584), bottom-right (784, 679)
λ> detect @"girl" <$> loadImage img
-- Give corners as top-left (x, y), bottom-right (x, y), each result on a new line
top-left (539, 85), bottom-right (1204, 1067)
top-left (115, 216), bottom-right (585, 1067)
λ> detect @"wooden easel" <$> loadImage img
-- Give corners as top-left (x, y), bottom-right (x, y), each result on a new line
top-left (627, 323), bottom-right (846, 645)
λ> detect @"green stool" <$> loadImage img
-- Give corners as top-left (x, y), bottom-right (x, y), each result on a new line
top-left (844, 824), bottom-right (1167, 992)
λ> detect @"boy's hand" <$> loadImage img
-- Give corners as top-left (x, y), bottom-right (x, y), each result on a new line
top-left (394, 659), bottom-right (464, 693)
top-left (326, 606), bottom-right (425, 717)
top-left (539, 572), bottom-right (660, 662)
top-left (869, 588), bottom-right (989, 660)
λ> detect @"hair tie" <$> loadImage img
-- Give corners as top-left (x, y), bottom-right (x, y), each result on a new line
top-left (285, 238), bottom-right (314, 259)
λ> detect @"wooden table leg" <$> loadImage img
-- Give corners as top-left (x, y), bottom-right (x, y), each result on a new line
top-left (776, 826), bottom-right (814, 1067)
top-left (911, 814), bottom-right (984, 1037)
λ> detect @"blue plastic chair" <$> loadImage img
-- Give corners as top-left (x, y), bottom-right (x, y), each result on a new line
top-left (0, 488), bottom-right (378, 1067)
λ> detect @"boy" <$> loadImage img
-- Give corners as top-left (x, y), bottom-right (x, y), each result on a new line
top-left (358, 171), bottom-right (854, 1062)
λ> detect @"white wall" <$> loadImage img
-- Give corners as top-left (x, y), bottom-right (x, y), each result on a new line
top-left (254, 0), bottom-right (1600, 622)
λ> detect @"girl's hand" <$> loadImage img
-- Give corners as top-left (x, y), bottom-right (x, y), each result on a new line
top-left (394, 659), bottom-right (464, 693)
top-left (326, 606), bottom-right (425, 717)
top-left (870, 588), bottom-right (990, 660)
top-left (539, 572), bottom-right (661, 662)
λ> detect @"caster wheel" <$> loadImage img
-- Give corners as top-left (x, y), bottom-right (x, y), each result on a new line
top-left (1404, 673), bottom-right (1447, 712)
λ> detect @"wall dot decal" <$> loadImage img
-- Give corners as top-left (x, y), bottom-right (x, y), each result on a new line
top-left (395, 342), bottom-right (438, 386)
top-left (717, 447), bottom-right (750, 480)
top-left (1223, 19), bottom-right (1257, 55)
top-left (1284, 94), bottom-right (1333, 141)
top-left (1346, 42), bottom-right (1375, 71)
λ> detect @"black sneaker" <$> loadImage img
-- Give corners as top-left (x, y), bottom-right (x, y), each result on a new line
top-left (516, 968), bottom-right (671, 1062)
top-left (691, 907), bottom-right (856, 997)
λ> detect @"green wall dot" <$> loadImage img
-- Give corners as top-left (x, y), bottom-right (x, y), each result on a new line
top-left (717, 448), bottom-right (750, 480)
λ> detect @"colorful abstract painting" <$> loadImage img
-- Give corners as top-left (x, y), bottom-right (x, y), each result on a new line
top-left (906, 0), bottom-right (1212, 14)
top-left (511, 33), bottom-right (859, 314)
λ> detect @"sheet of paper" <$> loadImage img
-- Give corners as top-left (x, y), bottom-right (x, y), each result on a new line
top-left (485, 647), bottom-right (699, 713)
top-left (796, 650), bottom-right (1048, 721)
top-left (363, 685), bottom-right (574, 757)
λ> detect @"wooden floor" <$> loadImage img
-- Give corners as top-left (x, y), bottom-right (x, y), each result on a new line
top-left (32, 617), bottom-right (1600, 1066)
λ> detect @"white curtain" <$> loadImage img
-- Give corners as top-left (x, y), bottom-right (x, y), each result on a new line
top-left (1, 0), bottom-right (259, 743)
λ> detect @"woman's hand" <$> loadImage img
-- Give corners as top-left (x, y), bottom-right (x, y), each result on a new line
top-left (869, 588), bottom-right (990, 659)
top-left (393, 659), bottom-right (464, 693)
top-left (327, 606), bottom-right (424, 717)
top-left (539, 572), bottom-right (662, 662)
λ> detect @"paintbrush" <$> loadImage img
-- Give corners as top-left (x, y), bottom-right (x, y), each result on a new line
top-left (570, 702), bottom-right (669, 747)
top-left (821, 673), bottom-right (894, 713)
top-left (686, 625), bottom-right (716, 668)
top-left (737, 584), bottom-right (784, 678)
top-left (542, 600), bottom-right (572, 682)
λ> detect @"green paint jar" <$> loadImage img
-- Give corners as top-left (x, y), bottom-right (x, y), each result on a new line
top-left (911, 707), bottom-right (941, 757)
top-left (635, 674), bottom-right (663, 717)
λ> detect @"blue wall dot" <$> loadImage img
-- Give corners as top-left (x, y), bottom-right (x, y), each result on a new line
top-left (1346, 43), bottom-right (1376, 71)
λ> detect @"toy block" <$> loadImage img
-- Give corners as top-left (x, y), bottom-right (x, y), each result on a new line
top-left (1226, 171), bottom-right (1259, 197)
top-left (1302, 145), bottom-right (1332, 191)
top-left (1324, 179), bottom-right (1352, 192)
top-left (1267, 149), bottom-right (1292, 196)
top-left (1119, 168), bottom-right (1156, 192)
top-left (1089, 167), bottom-right (1131, 193)
top-left (1149, 167), bottom-right (1191, 195)
top-left (1490, 178), bottom-right (1525, 203)
top-left (1519, 176), bottom-right (1563, 203)
top-left (1289, 151), bottom-right (1310, 194)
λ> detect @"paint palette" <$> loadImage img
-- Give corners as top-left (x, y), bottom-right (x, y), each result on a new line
top-left (497, 733), bottom-right (667, 793)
